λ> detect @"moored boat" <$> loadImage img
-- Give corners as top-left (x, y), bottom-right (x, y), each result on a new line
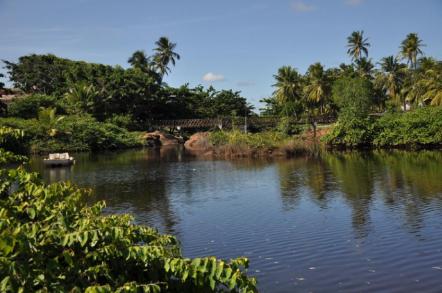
top-left (43, 153), bottom-right (75, 166)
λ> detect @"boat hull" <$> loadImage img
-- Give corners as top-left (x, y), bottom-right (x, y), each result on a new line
top-left (43, 159), bottom-right (75, 166)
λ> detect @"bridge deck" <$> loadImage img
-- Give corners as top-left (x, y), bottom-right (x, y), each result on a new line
top-left (149, 116), bottom-right (335, 129)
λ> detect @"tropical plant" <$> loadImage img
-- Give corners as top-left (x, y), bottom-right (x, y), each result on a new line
top-left (347, 31), bottom-right (370, 61)
top-left (304, 63), bottom-right (331, 114)
top-left (153, 37), bottom-right (180, 78)
top-left (354, 57), bottom-right (374, 78)
top-left (64, 83), bottom-right (100, 115)
top-left (0, 138), bottom-right (258, 292)
top-left (128, 50), bottom-right (150, 71)
top-left (38, 107), bottom-right (64, 137)
top-left (272, 66), bottom-right (304, 117)
top-left (375, 56), bottom-right (408, 110)
top-left (0, 126), bottom-right (27, 160)
top-left (7, 94), bottom-right (60, 119)
top-left (400, 33), bottom-right (424, 69)
top-left (417, 68), bottom-right (442, 106)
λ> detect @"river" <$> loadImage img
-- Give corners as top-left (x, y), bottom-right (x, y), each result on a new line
top-left (29, 147), bottom-right (442, 292)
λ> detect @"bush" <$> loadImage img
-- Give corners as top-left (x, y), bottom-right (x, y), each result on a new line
top-left (7, 94), bottom-right (64, 119)
top-left (324, 106), bottom-right (442, 148)
top-left (0, 134), bottom-right (257, 292)
top-left (322, 116), bottom-right (374, 147)
top-left (373, 106), bottom-right (442, 147)
top-left (332, 76), bottom-right (373, 119)
top-left (105, 114), bottom-right (136, 130)
top-left (0, 115), bottom-right (143, 153)
top-left (276, 117), bottom-right (303, 135)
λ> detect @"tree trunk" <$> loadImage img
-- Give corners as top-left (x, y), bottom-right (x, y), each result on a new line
top-left (311, 120), bottom-right (317, 138)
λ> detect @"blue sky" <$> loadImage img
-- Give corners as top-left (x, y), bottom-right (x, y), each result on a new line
top-left (1, 0), bottom-right (441, 108)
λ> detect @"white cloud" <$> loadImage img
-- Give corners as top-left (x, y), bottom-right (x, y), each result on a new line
top-left (291, 1), bottom-right (316, 12)
top-left (202, 72), bottom-right (225, 82)
top-left (345, 0), bottom-right (364, 6)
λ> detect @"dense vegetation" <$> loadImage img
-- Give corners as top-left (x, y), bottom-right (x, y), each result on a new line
top-left (324, 106), bottom-right (442, 148)
top-left (2, 39), bottom-right (253, 124)
top-left (0, 126), bottom-right (257, 292)
top-left (1, 32), bottom-right (442, 153)
top-left (0, 37), bottom-right (253, 153)
top-left (261, 31), bottom-right (442, 147)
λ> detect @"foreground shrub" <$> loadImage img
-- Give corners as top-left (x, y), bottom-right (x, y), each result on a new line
top-left (0, 129), bottom-right (257, 292)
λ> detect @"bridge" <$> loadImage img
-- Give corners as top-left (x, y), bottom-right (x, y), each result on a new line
top-left (148, 116), bottom-right (336, 130)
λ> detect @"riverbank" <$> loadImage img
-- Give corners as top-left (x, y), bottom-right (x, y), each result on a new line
top-left (184, 128), bottom-right (330, 158)
top-left (0, 116), bottom-right (144, 154)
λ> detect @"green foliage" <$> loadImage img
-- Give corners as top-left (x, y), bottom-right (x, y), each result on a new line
top-left (0, 152), bottom-right (257, 292)
top-left (209, 130), bottom-right (290, 149)
top-left (0, 127), bottom-right (27, 163)
top-left (0, 116), bottom-right (142, 153)
top-left (105, 114), bottom-right (136, 130)
top-left (323, 116), bottom-right (374, 147)
top-left (276, 117), bottom-right (303, 135)
top-left (7, 94), bottom-right (62, 119)
top-left (373, 106), bottom-right (442, 147)
top-left (346, 30), bottom-right (370, 61)
top-left (324, 106), bottom-right (442, 148)
top-left (332, 76), bottom-right (373, 118)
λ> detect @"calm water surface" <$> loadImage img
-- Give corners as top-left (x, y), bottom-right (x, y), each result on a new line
top-left (29, 147), bottom-right (442, 292)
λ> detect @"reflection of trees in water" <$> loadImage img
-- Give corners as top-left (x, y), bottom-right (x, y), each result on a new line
top-left (373, 150), bottom-right (442, 234)
top-left (33, 150), bottom-right (181, 235)
top-left (276, 157), bottom-right (334, 210)
top-left (91, 160), bottom-right (179, 235)
top-left (324, 152), bottom-right (376, 238)
top-left (293, 150), bottom-right (442, 238)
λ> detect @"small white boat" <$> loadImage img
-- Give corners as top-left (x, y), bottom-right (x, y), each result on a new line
top-left (43, 153), bottom-right (75, 167)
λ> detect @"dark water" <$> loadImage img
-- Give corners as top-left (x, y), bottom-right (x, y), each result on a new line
top-left (29, 147), bottom-right (442, 292)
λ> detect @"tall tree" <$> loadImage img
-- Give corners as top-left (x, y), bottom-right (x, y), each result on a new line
top-left (304, 63), bottom-right (330, 114)
top-left (354, 57), bottom-right (374, 78)
top-left (128, 50), bottom-right (150, 71)
top-left (153, 37), bottom-right (180, 78)
top-left (400, 33), bottom-right (424, 70)
top-left (376, 56), bottom-right (407, 110)
top-left (272, 66), bottom-right (303, 117)
top-left (347, 31), bottom-right (370, 61)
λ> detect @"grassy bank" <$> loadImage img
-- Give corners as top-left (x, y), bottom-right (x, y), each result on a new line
top-left (205, 130), bottom-right (324, 158)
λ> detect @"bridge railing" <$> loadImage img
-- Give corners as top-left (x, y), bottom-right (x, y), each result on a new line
top-left (147, 115), bottom-right (336, 130)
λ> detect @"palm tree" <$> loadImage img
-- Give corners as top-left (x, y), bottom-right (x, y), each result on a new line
top-left (400, 33), bottom-right (424, 70)
top-left (354, 57), bottom-right (374, 78)
top-left (153, 37), bottom-right (180, 78)
top-left (65, 83), bottom-right (99, 114)
top-left (304, 63), bottom-right (330, 114)
top-left (376, 56), bottom-right (407, 110)
top-left (347, 31), bottom-right (370, 61)
top-left (128, 50), bottom-right (150, 71)
top-left (417, 68), bottom-right (442, 106)
top-left (272, 66), bottom-right (304, 118)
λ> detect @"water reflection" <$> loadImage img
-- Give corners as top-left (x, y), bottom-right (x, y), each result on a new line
top-left (28, 148), bottom-right (442, 292)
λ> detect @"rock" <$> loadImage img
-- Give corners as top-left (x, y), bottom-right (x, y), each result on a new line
top-left (142, 131), bottom-right (182, 147)
top-left (184, 132), bottom-right (212, 151)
